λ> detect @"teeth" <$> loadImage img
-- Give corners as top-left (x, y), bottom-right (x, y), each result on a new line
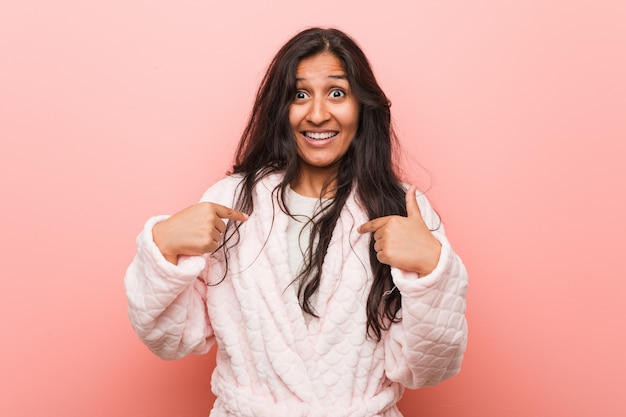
top-left (304, 131), bottom-right (337, 140)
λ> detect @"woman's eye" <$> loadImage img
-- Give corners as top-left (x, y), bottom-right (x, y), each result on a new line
top-left (330, 89), bottom-right (346, 98)
top-left (295, 91), bottom-right (307, 99)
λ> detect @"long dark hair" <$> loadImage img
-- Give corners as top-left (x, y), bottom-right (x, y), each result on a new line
top-left (225, 27), bottom-right (407, 341)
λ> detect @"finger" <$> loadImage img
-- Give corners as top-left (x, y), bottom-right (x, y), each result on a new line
top-left (210, 227), bottom-right (223, 243)
top-left (405, 185), bottom-right (422, 219)
top-left (214, 219), bottom-right (226, 234)
top-left (358, 217), bottom-right (388, 234)
top-left (212, 203), bottom-right (249, 222)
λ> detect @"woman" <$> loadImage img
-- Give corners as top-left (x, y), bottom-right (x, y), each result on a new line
top-left (125, 27), bottom-right (468, 417)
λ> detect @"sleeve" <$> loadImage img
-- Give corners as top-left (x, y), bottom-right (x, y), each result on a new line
top-left (383, 193), bottom-right (468, 389)
top-left (124, 215), bottom-right (215, 360)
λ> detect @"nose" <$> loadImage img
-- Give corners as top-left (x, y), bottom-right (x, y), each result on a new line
top-left (306, 97), bottom-right (330, 125)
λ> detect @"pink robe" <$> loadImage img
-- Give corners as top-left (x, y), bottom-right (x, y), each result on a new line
top-left (125, 173), bottom-right (468, 417)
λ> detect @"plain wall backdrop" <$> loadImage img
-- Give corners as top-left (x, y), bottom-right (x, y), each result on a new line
top-left (1, 1), bottom-right (625, 416)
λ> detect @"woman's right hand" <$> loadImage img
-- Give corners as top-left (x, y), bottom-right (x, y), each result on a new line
top-left (152, 202), bottom-right (249, 264)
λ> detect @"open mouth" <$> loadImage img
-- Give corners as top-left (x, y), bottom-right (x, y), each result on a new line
top-left (303, 131), bottom-right (338, 140)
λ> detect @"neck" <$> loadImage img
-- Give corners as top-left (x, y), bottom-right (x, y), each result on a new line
top-left (291, 165), bottom-right (337, 198)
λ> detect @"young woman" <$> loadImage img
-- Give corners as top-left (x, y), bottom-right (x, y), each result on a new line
top-left (125, 27), bottom-right (468, 417)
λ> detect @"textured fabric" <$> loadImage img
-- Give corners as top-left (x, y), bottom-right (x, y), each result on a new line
top-left (125, 173), bottom-right (468, 417)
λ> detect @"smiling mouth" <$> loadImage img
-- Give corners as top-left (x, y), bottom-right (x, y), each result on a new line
top-left (303, 131), bottom-right (338, 140)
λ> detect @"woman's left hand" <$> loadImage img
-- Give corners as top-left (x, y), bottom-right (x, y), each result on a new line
top-left (357, 185), bottom-right (442, 276)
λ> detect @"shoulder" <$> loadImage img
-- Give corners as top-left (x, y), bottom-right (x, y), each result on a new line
top-left (197, 171), bottom-right (286, 207)
top-left (198, 174), bottom-right (245, 207)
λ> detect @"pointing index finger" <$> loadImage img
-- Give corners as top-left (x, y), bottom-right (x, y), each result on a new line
top-left (212, 203), bottom-right (249, 222)
top-left (358, 217), bottom-right (387, 234)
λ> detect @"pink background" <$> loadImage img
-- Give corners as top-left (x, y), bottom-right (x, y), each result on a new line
top-left (1, 1), bottom-right (625, 416)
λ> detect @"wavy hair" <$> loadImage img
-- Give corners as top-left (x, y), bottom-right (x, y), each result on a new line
top-left (224, 27), bottom-right (408, 340)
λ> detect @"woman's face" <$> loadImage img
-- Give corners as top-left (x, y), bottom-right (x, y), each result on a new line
top-left (289, 52), bottom-right (360, 177)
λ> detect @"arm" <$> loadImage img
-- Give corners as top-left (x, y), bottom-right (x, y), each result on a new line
top-left (124, 177), bottom-right (249, 360)
top-left (359, 188), bottom-right (468, 388)
top-left (383, 229), bottom-right (468, 388)
top-left (124, 215), bottom-right (214, 360)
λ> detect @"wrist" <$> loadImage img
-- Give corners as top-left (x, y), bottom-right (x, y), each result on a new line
top-left (417, 241), bottom-right (442, 277)
top-left (152, 221), bottom-right (179, 265)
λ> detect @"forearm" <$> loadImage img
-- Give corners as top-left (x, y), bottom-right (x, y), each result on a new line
top-left (124, 216), bottom-right (214, 359)
top-left (384, 242), bottom-right (468, 388)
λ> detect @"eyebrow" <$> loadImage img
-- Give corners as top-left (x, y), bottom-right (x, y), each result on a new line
top-left (295, 74), bottom-right (348, 82)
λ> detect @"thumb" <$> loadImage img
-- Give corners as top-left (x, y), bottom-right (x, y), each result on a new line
top-left (212, 203), bottom-right (249, 222)
top-left (405, 185), bottom-right (422, 219)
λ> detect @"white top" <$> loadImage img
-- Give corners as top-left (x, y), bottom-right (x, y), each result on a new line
top-left (286, 189), bottom-right (329, 324)
top-left (286, 189), bottom-right (326, 277)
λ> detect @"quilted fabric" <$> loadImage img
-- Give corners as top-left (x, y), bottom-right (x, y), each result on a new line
top-left (125, 173), bottom-right (468, 417)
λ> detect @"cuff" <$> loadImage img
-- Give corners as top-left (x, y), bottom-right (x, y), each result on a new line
top-left (390, 241), bottom-right (453, 297)
top-left (136, 215), bottom-right (207, 285)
